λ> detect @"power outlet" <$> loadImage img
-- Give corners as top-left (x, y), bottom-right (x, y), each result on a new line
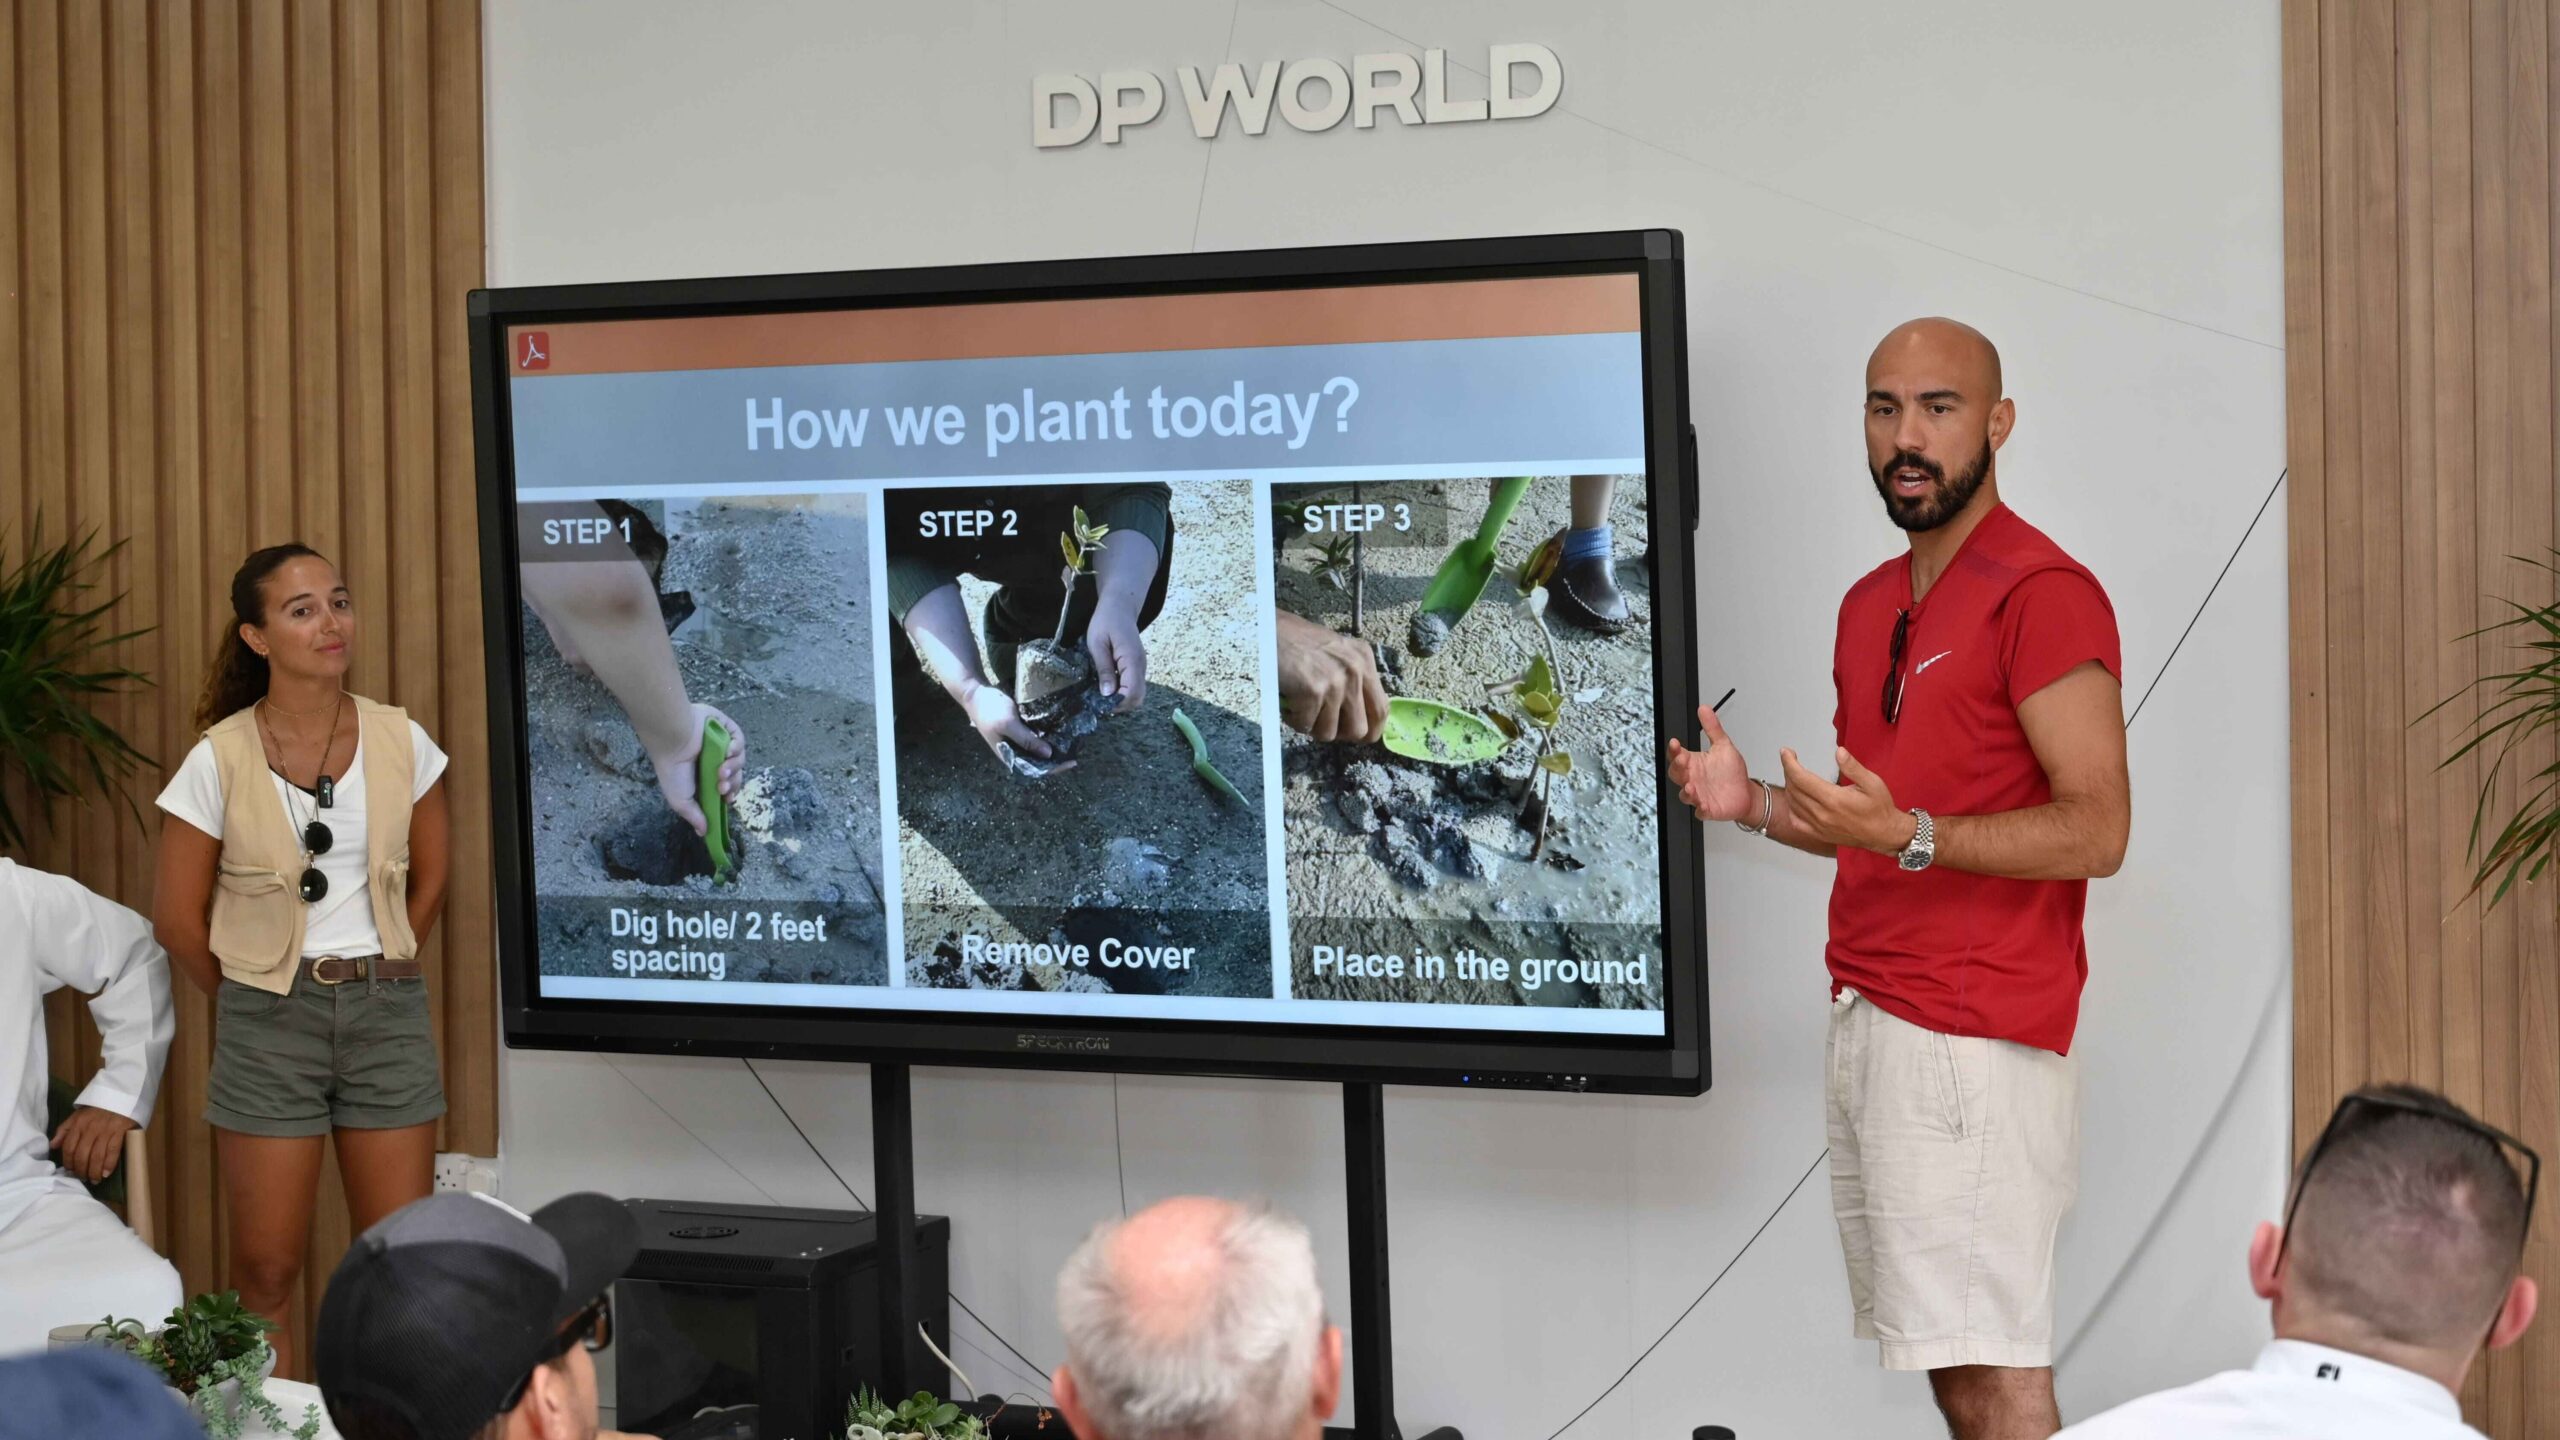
top-left (433, 1153), bottom-right (501, 1195)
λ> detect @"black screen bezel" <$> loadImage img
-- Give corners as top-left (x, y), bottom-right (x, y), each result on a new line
top-left (472, 228), bottom-right (1706, 1096)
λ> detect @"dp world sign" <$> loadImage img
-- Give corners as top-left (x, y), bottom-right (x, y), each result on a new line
top-left (1034, 44), bottom-right (1562, 147)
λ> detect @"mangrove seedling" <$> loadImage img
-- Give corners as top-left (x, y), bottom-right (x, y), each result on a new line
top-left (1504, 653), bottom-right (1577, 860)
top-left (1309, 533), bottom-right (1358, 593)
top-left (1052, 505), bottom-right (1111, 647)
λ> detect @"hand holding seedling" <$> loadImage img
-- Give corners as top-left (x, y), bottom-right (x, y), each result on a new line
top-left (1276, 611), bottom-right (1387, 742)
top-left (1666, 702), bottom-right (1756, 823)
top-left (1086, 593), bottom-right (1149, 712)
top-left (1072, 509), bottom-right (1159, 713)
top-left (963, 678), bottom-right (1066, 772)
top-left (1777, 745), bottom-right (1917, 854)
top-left (652, 702), bottom-right (748, 837)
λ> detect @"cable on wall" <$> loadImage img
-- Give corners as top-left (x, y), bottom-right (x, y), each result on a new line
top-left (739, 1060), bottom-right (1060, 1398)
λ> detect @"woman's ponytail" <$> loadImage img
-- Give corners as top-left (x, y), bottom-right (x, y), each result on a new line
top-left (192, 543), bottom-right (322, 733)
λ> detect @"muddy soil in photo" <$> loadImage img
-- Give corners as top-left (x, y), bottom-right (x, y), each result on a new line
top-left (1276, 475), bottom-right (1664, 1010)
top-left (895, 480), bottom-right (1271, 999)
top-left (525, 496), bottom-right (887, 985)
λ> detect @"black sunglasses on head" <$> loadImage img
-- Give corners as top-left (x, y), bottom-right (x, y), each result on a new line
top-left (2278, 1086), bottom-right (2541, 1277)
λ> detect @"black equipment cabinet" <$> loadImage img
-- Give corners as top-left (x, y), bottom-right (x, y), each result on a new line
top-left (614, 1199), bottom-right (952, 1440)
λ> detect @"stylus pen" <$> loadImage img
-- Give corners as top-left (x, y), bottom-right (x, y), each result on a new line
top-left (1710, 687), bottom-right (1735, 712)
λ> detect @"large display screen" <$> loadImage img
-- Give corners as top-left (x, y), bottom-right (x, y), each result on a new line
top-left (477, 232), bottom-right (1706, 1092)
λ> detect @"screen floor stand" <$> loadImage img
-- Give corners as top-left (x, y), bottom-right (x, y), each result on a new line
top-left (869, 1068), bottom-right (1459, 1440)
top-left (1327, 1081), bottom-right (1461, 1440)
top-left (873, 1061), bottom-right (919, 1400)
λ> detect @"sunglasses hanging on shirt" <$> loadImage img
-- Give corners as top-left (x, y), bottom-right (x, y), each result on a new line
top-left (1882, 608), bottom-right (1912, 724)
top-left (261, 692), bottom-right (346, 907)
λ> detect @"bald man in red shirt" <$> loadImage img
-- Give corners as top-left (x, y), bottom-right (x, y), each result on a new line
top-left (1669, 319), bottom-right (2131, 1440)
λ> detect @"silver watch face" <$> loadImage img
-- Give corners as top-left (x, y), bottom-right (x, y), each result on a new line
top-left (1899, 813), bottom-right (1933, 871)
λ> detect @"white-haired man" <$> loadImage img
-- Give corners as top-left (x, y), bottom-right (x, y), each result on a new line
top-left (1053, 1197), bottom-right (1342, 1440)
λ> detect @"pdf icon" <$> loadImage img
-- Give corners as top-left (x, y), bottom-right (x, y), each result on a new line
top-left (517, 331), bottom-right (550, 370)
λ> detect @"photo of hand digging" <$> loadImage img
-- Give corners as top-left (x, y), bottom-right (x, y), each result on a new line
top-left (885, 481), bottom-right (1272, 999)
top-left (1274, 475), bottom-right (1665, 1012)
top-left (518, 495), bottom-right (887, 987)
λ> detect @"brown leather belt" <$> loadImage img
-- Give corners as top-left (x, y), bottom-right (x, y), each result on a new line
top-left (305, 954), bottom-right (422, 985)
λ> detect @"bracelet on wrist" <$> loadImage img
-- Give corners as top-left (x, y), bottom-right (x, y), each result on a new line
top-left (1734, 778), bottom-right (1776, 837)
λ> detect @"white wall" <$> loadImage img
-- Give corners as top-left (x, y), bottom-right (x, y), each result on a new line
top-left (483, 3), bottom-right (2292, 1433)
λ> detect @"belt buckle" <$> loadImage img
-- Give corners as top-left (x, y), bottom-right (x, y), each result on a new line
top-left (312, 955), bottom-right (355, 986)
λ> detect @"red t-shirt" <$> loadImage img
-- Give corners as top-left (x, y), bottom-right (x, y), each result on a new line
top-left (1826, 504), bottom-right (2121, 1054)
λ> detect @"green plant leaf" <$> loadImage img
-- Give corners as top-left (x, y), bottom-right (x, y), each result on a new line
top-left (1522, 653), bottom-right (1555, 701)
top-left (0, 520), bottom-right (156, 849)
top-left (1539, 751), bottom-right (1573, 775)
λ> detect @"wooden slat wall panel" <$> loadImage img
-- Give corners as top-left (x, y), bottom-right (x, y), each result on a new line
top-left (15, 0), bottom-right (489, 1378)
top-left (2287, 0), bottom-right (2560, 1425)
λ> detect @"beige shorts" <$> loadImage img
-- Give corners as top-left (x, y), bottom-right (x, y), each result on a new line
top-left (1826, 987), bottom-right (2079, 1371)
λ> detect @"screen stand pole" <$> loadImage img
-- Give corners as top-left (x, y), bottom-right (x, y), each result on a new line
top-left (872, 1060), bottom-right (917, 1400)
top-left (1328, 1082), bottom-right (1461, 1440)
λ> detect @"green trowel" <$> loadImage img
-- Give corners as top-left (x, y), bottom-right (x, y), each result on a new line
top-left (697, 717), bottom-right (738, 883)
top-left (1381, 697), bottom-right (1508, 767)
top-left (1410, 476), bottom-right (1534, 656)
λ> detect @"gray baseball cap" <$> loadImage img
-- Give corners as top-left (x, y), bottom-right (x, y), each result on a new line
top-left (315, 1192), bottom-right (638, 1440)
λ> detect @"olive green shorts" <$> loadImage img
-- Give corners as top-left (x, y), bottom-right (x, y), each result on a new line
top-left (206, 970), bottom-right (447, 1138)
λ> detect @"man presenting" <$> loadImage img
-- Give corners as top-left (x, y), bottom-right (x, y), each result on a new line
top-left (1669, 318), bottom-right (2130, 1438)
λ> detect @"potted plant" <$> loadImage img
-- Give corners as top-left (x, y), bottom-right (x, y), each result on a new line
top-left (89, 1292), bottom-right (320, 1440)
top-left (0, 521), bottom-right (154, 847)
top-left (2430, 553), bottom-right (2560, 903)
top-left (843, 1387), bottom-right (990, 1440)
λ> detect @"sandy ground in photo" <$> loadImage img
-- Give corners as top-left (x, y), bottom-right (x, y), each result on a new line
top-left (1276, 475), bottom-right (1665, 1010)
top-left (526, 496), bottom-right (888, 985)
top-left (895, 479), bottom-right (1272, 999)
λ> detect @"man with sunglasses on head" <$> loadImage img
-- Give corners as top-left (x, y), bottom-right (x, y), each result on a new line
top-left (1668, 318), bottom-right (2130, 1440)
top-left (316, 1191), bottom-right (657, 1440)
top-left (2059, 1083), bottom-right (2539, 1438)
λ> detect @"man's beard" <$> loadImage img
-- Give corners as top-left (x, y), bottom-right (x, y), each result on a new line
top-left (1871, 444), bottom-right (1991, 532)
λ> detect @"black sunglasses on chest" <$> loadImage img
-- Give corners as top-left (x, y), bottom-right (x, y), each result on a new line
top-left (297, 778), bottom-right (336, 904)
top-left (1882, 608), bottom-right (1912, 725)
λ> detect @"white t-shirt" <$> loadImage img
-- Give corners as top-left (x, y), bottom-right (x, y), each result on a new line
top-left (155, 721), bottom-right (449, 959)
top-left (2057, 1339), bottom-right (2484, 1440)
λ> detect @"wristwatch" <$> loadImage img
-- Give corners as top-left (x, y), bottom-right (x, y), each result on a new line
top-left (1897, 809), bottom-right (1936, 872)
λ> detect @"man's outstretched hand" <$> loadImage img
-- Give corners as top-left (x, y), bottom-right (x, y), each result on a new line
top-left (1667, 702), bottom-right (1755, 823)
top-left (1776, 745), bottom-right (1917, 854)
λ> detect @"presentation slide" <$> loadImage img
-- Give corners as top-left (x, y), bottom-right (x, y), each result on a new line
top-left (502, 272), bottom-right (1666, 1037)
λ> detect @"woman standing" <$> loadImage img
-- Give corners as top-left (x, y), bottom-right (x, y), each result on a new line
top-left (151, 544), bottom-right (450, 1374)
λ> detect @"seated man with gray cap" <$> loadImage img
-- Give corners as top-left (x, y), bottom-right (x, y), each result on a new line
top-left (2059, 1083), bottom-right (2539, 1439)
top-left (316, 1191), bottom-right (657, 1440)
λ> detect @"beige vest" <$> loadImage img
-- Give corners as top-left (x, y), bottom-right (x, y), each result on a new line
top-left (204, 695), bottom-right (418, 993)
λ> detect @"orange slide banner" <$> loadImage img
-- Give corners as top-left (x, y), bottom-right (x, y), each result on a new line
top-left (508, 273), bottom-right (1638, 378)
